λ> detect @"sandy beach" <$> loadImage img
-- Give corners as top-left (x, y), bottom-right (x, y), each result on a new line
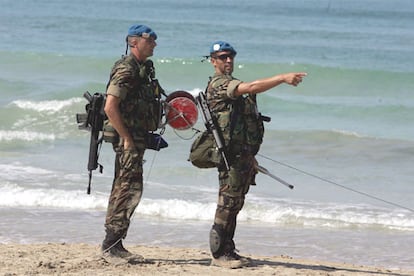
top-left (1, 243), bottom-right (413, 276)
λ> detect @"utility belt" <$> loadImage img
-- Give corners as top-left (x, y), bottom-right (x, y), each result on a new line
top-left (103, 120), bottom-right (147, 144)
top-left (107, 126), bottom-right (167, 152)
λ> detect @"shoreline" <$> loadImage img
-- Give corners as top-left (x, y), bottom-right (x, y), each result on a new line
top-left (1, 243), bottom-right (413, 276)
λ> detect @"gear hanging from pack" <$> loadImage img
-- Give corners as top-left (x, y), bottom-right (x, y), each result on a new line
top-left (165, 90), bottom-right (198, 130)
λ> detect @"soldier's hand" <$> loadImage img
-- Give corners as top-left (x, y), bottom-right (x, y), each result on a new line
top-left (284, 72), bottom-right (307, 87)
top-left (123, 136), bottom-right (136, 151)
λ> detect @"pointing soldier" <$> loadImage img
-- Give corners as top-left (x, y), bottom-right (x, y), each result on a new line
top-left (204, 41), bottom-right (306, 268)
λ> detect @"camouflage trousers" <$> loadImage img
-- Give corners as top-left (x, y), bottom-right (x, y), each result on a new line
top-left (212, 152), bottom-right (257, 254)
top-left (104, 147), bottom-right (145, 237)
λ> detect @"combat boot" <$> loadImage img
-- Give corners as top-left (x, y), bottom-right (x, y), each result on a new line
top-left (211, 239), bottom-right (250, 269)
top-left (110, 240), bottom-right (144, 261)
top-left (211, 250), bottom-right (250, 269)
top-left (101, 230), bottom-right (144, 263)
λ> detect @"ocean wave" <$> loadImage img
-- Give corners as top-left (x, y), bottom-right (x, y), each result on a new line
top-left (1, 183), bottom-right (412, 232)
top-left (11, 98), bottom-right (83, 114)
top-left (138, 198), bottom-right (215, 221)
top-left (0, 183), bottom-right (107, 210)
top-left (330, 129), bottom-right (368, 138)
top-left (2, 97), bottom-right (87, 140)
top-left (0, 130), bottom-right (55, 142)
top-left (0, 163), bottom-right (53, 177)
top-left (240, 199), bottom-right (414, 232)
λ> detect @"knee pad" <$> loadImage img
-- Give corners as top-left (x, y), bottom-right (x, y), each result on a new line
top-left (209, 224), bottom-right (225, 258)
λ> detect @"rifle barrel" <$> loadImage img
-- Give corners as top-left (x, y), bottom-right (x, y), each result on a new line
top-left (256, 165), bottom-right (294, 189)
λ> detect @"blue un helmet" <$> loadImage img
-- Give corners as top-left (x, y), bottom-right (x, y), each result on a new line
top-left (209, 41), bottom-right (237, 57)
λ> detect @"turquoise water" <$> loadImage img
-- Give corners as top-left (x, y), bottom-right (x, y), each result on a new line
top-left (1, 0), bottom-right (413, 270)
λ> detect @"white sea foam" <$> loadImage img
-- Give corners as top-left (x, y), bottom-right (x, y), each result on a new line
top-left (11, 98), bottom-right (83, 113)
top-left (331, 129), bottom-right (368, 138)
top-left (1, 181), bottom-right (412, 232)
top-left (138, 198), bottom-right (216, 221)
top-left (239, 200), bottom-right (414, 231)
top-left (189, 88), bottom-right (203, 96)
top-left (0, 163), bottom-right (53, 177)
top-left (0, 130), bottom-right (55, 142)
top-left (0, 183), bottom-right (107, 210)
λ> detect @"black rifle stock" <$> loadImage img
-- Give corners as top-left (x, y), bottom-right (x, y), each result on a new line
top-left (196, 91), bottom-right (230, 171)
top-left (76, 91), bottom-right (106, 194)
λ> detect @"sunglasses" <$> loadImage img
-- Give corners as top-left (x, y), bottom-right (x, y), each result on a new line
top-left (213, 53), bottom-right (235, 61)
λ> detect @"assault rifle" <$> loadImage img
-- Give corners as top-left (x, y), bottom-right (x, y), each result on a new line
top-left (195, 91), bottom-right (294, 189)
top-left (76, 91), bottom-right (106, 194)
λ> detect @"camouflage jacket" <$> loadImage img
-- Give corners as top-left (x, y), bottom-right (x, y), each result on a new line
top-left (206, 74), bottom-right (264, 155)
top-left (107, 55), bottom-right (163, 137)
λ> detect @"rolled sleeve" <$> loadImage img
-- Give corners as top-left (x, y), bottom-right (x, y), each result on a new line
top-left (226, 79), bottom-right (243, 99)
top-left (106, 63), bottom-right (134, 100)
top-left (106, 83), bottom-right (128, 100)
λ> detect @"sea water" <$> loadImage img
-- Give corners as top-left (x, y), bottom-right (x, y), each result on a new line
top-left (1, 0), bottom-right (413, 270)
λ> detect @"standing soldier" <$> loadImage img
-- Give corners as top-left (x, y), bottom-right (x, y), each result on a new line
top-left (205, 41), bottom-right (306, 268)
top-left (101, 24), bottom-right (164, 262)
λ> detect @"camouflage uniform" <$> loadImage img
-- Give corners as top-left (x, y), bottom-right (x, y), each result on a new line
top-left (206, 73), bottom-right (264, 258)
top-left (103, 54), bottom-right (162, 244)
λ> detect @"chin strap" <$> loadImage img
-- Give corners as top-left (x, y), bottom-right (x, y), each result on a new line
top-left (125, 36), bottom-right (129, 55)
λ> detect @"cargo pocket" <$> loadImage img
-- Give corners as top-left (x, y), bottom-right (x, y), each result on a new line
top-left (120, 148), bottom-right (143, 176)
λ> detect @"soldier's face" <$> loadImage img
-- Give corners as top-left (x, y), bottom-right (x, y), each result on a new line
top-left (137, 36), bottom-right (157, 58)
top-left (211, 51), bottom-right (234, 75)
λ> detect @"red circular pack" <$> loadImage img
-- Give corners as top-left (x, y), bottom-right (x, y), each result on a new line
top-left (166, 91), bottom-right (198, 130)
